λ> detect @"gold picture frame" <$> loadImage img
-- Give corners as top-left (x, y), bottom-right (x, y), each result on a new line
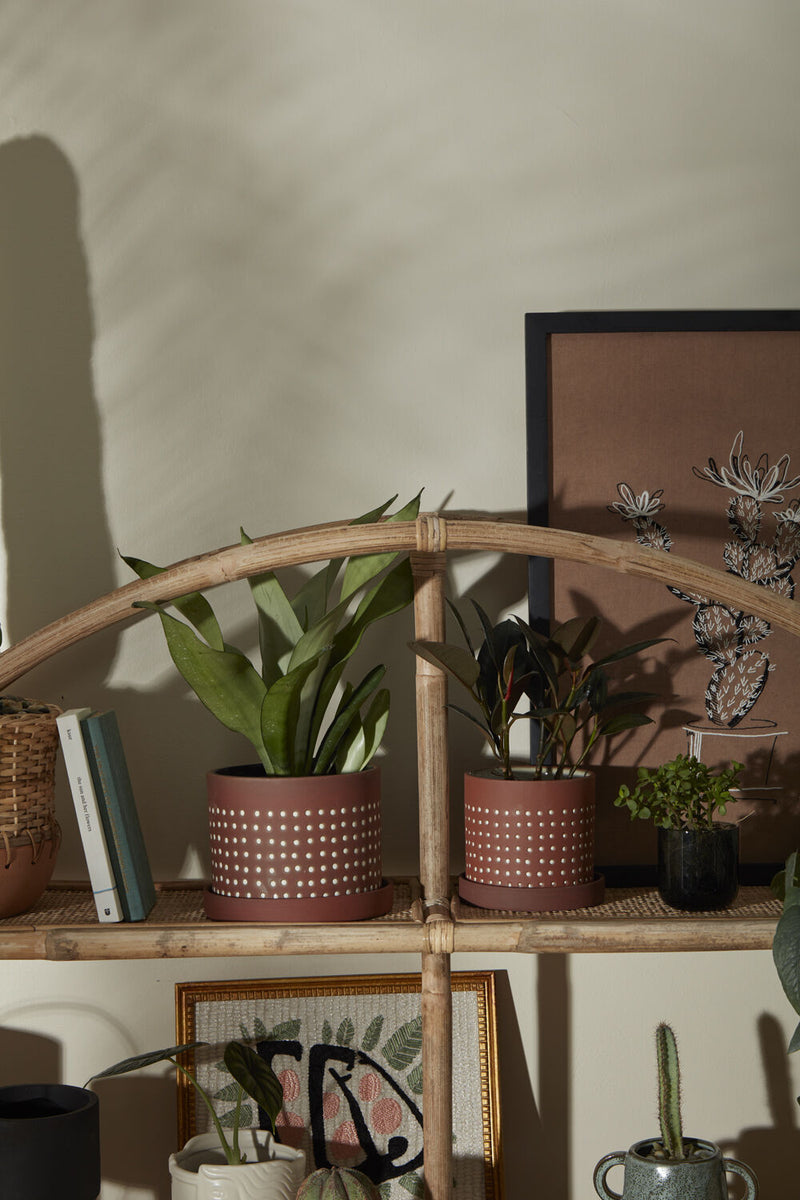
top-left (175, 971), bottom-right (502, 1199)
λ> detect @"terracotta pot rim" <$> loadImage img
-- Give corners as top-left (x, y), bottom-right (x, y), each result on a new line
top-left (466, 766), bottom-right (593, 783)
top-left (209, 764), bottom-right (380, 781)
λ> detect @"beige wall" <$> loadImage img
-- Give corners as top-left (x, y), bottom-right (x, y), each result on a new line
top-left (1, 2), bottom-right (798, 1196)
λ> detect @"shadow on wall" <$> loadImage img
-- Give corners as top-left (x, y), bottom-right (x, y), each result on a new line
top-left (722, 1012), bottom-right (800, 1196)
top-left (493, 961), bottom-right (571, 1199)
top-left (0, 136), bottom-right (253, 879)
top-left (0, 1026), bottom-right (61, 1086)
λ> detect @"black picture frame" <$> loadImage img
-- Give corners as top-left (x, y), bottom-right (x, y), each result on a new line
top-left (524, 310), bottom-right (800, 884)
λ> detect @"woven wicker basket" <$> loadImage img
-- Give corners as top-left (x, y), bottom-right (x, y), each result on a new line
top-left (0, 700), bottom-right (62, 864)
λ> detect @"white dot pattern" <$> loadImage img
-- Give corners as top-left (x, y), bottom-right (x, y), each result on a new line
top-left (464, 801), bottom-right (594, 888)
top-left (209, 796), bottom-right (383, 901)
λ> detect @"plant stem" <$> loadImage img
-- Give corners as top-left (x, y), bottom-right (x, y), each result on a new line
top-left (172, 1058), bottom-right (241, 1166)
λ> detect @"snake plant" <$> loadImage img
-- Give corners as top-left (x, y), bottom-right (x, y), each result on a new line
top-left (124, 493), bottom-right (421, 775)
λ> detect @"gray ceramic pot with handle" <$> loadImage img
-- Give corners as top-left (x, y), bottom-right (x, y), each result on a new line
top-left (594, 1137), bottom-right (758, 1200)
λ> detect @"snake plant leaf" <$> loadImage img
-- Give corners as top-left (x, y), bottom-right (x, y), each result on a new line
top-left (313, 664), bottom-right (386, 774)
top-left (291, 559), bottom-right (344, 629)
top-left (410, 640), bottom-right (480, 690)
top-left (223, 1042), bottom-right (283, 1133)
top-left (86, 1042), bottom-right (207, 1084)
top-left (339, 490), bottom-right (422, 602)
top-left (137, 602), bottom-right (271, 770)
top-left (260, 656), bottom-right (324, 775)
top-left (337, 558), bottom-right (416, 663)
top-left (240, 531), bottom-right (304, 685)
top-left (336, 687), bottom-right (390, 773)
top-left (125, 556), bottom-right (225, 651)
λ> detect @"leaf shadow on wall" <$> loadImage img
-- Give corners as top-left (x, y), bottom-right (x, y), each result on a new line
top-left (720, 1012), bottom-right (800, 1197)
top-left (0, 135), bottom-right (244, 880)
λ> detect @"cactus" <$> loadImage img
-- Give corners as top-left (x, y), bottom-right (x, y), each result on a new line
top-left (297, 1167), bottom-right (381, 1200)
top-left (608, 432), bottom-right (800, 727)
top-left (655, 1023), bottom-right (684, 1160)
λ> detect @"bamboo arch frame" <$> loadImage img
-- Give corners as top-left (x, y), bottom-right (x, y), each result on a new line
top-left (3, 511), bottom-right (799, 1200)
top-left (1, 513), bottom-right (799, 691)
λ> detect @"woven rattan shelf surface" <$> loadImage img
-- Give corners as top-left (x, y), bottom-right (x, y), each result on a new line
top-left (0, 879), bottom-right (423, 960)
top-left (0, 879), bottom-right (780, 958)
top-left (451, 884), bottom-right (781, 952)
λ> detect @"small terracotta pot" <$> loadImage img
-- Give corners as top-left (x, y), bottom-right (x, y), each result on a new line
top-left (204, 766), bottom-right (393, 922)
top-left (459, 768), bottom-right (604, 912)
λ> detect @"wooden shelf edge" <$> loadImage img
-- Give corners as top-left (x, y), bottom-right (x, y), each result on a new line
top-left (452, 917), bottom-right (777, 954)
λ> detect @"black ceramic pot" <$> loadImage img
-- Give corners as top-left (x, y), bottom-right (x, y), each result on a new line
top-left (657, 823), bottom-right (739, 911)
top-left (0, 1083), bottom-right (100, 1199)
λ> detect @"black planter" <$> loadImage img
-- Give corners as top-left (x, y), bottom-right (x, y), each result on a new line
top-left (0, 1083), bottom-right (100, 1200)
top-left (657, 823), bottom-right (739, 911)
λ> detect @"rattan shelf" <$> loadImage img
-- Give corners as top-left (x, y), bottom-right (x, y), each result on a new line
top-left (0, 880), bottom-right (780, 960)
top-left (0, 514), bottom-right (795, 1200)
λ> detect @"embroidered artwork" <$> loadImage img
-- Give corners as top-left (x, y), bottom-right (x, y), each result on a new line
top-left (177, 973), bottom-right (501, 1200)
top-left (609, 431), bottom-right (800, 727)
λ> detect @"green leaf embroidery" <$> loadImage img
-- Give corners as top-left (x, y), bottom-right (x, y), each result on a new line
top-left (266, 1019), bottom-right (302, 1041)
top-left (398, 1172), bottom-right (425, 1197)
top-left (362, 1014), bottom-right (384, 1052)
top-left (337, 1018), bottom-right (355, 1046)
top-left (321, 1020), bottom-right (333, 1043)
top-left (406, 1063), bottom-right (424, 1095)
top-left (381, 1015), bottom-right (422, 1070)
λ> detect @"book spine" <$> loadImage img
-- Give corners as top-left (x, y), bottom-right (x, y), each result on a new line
top-left (56, 709), bottom-right (124, 923)
top-left (81, 712), bottom-right (155, 922)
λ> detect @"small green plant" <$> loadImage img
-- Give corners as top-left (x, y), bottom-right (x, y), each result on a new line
top-left (297, 1166), bottom-right (381, 1200)
top-left (124, 493), bottom-right (421, 776)
top-left (411, 603), bottom-right (661, 780)
top-left (654, 1022), bottom-right (684, 1160)
top-left (615, 754), bottom-right (743, 830)
top-left (86, 1040), bottom-right (282, 1167)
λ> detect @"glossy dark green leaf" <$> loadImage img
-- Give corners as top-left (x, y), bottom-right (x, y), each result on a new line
top-left (224, 1043), bottom-right (283, 1131)
top-left (86, 1042), bottom-right (206, 1084)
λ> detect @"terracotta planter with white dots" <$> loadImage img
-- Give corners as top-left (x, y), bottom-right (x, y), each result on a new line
top-left (458, 768), bottom-right (605, 912)
top-left (203, 765), bottom-right (393, 922)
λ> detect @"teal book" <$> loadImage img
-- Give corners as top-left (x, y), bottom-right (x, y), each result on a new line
top-left (81, 710), bottom-right (156, 922)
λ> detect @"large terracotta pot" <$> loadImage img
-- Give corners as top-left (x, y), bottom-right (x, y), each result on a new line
top-left (0, 1083), bottom-right (100, 1200)
top-left (458, 768), bottom-right (605, 912)
top-left (169, 1130), bottom-right (305, 1200)
top-left (204, 766), bottom-right (393, 921)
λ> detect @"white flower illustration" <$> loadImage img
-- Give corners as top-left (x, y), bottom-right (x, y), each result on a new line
top-left (693, 430), bottom-right (800, 503)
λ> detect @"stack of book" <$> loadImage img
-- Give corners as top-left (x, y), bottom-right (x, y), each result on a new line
top-left (57, 708), bottom-right (156, 923)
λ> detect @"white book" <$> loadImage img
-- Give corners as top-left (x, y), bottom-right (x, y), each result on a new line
top-left (57, 707), bottom-right (124, 923)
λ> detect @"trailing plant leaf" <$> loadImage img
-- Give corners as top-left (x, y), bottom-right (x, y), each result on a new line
top-left (85, 1042), bottom-right (206, 1083)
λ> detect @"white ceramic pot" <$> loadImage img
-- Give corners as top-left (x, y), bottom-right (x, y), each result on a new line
top-left (169, 1130), bottom-right (305, 1200)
